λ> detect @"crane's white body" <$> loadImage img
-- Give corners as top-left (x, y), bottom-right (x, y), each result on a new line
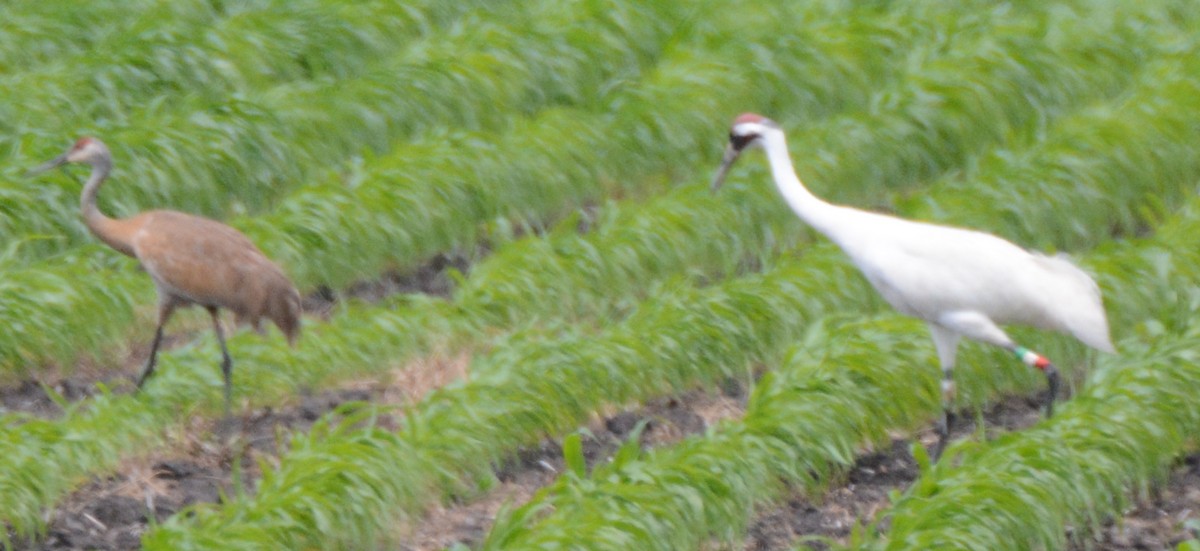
top-left (713, 114), bottom-right (1113, 457)
top-left (751, 121), bottom-right (1114, 360)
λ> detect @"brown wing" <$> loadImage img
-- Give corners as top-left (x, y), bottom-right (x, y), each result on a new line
top-left (128, 210), bottom-right (293, 319)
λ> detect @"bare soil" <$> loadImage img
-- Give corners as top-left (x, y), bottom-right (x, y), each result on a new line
top-left (11, 387), bottom-right (375, 551)
top-left (9, 379), bottom-right (1200, 551)
top-left (739, 395), bottom-right (1046, 551)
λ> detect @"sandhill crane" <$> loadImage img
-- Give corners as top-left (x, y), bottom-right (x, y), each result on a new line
top-left (30, 137), bottom-right (301, 415)
top-left (711, 113), bottom-right (1114, 458)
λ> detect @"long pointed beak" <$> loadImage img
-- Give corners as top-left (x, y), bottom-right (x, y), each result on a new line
top-left (26, 153), bottom-right (68, 177)
top-left (710, 143), bottom-right (742, 192)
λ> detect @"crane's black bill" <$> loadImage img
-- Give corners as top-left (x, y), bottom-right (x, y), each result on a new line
top-left (26, 153), bottom-right (68, 177)
top-left (711, 142), bottom-right (742, 192)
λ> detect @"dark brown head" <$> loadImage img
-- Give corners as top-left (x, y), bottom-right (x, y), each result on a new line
top-left (711, 113), bottom-right (781, 192)
top-left (27, 137), bottom-right (112, 176)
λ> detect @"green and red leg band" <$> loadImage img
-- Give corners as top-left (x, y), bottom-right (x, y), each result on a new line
top-left (1014, 346), bottom-right (1051, 370)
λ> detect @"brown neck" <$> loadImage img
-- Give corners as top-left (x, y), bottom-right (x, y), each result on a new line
top-left (80, 156), bottom-right (138, 257)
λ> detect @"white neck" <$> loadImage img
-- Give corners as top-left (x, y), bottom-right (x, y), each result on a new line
top-left (758, 129), bottom-right (848, 241)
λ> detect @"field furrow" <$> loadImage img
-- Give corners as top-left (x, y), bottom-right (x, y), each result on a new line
top-left (0, 0), bottom-right (915, 539)
top-left (1, 0), bottom-right (1166, 373)
top-left (0, 5), bottom-right (1152, 535)
top-left (464, 41), bottom-right (1200, 551)
top-left (2, 1), bottom-right (1197, 549)
top-left (140, 53), bottom-right (1200, 544)
top-left (0, 0), bottom-right (898, 371)
top-left (471, 194), bottom-right (1200, 551)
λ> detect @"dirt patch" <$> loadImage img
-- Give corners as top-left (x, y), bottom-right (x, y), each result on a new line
top-left (303, 252), bottom-right (472, 317)
top-left (12, 387), bottom-right (375, 551)
top-left (395, 384), bottom-right (749, 550)
top-left (738, 395), bottom-right (1045, 551)
top-left (1070, 452), bottom-right (1200, 550)
top-left (338, 352), bottom-right (473, 410)
top-left (0, 333), bottom-right (197, 419)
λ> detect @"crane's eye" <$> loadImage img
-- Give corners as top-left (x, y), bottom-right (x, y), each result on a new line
top-left (729, 132), bottom-right (756, 151)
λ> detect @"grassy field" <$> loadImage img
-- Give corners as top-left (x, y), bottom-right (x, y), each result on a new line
top-left (1, 0), bottom-right (1199, 549)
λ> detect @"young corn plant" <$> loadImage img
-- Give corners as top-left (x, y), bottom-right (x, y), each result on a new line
top-left (906, 49), bottom-right (1200, 250)
top-left (2, 0), bottom-right (668, 261)
top-left (136, 123), bottom-right (1196, 545)
top-left (0, 0), bottom-right (163, 72)
top-left (0, 0), bottom-right (902, 376)
top-left (3, 0), bottom-right (1163, 376)
top-left (0, 4), bottom-right (1188, 539)
top-left (483, 192), bottom-right (1200, 551)
top-left (140, 250), bottom-right (881, 550)
top-left (0, 0), bottom-right (1185, 544)
top-left (477, 313), bottom-right (1068, 550)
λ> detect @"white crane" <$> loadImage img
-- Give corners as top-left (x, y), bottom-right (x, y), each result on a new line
top-left (711, 113), bottom-right (1114, 458)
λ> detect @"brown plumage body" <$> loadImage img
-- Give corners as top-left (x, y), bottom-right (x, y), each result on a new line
top-left (31, 137), bottom-right (300, 413)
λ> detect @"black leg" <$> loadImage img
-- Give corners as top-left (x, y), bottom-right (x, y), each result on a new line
top-left (208, 308), bottom-right (233, 417)
top-left (1043, 363), bottom-right (1060, 418)
top-left (932, 366), bottom-right (956, 461)
top-left (135, 324), bottom-right (166, 391)
top-left (136, 298), bottom-right (178, 392)
top-left (1013, 346), bottom-right (1058, 418)
top-left (932, 409), bottom-right (954, 461)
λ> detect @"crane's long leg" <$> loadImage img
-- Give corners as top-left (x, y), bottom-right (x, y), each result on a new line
top-left (935, 312), bottom-right (1062, 423)
top-left (1012, 346), bottom-right (1059, 417)
top-left (929, 325), bottom-right (961, 461)
top-left (206, 306), bottom-right (233, 417)
top-left (135, 299), bottom-right (178, 391)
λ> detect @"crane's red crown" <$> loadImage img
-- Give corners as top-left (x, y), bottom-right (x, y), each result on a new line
top-left (733, 113), bottom-right (766, 126)
top-left (73, 137), bottom-right (97, 151)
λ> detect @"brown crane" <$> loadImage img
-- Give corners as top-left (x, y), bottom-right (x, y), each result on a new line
top-left (30, 137), bottom-right (301, 415)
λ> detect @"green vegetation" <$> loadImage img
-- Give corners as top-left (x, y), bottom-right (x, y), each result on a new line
top-left (1, 0), bottom-right (1198, 549)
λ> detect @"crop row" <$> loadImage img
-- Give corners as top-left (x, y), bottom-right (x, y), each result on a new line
top-left (874, 201), bottom-right (1200, 549)
top-left (477, 311), bottom-right (1043, 550)
top-left (480, 196), bottom-right (1200, 551)
top-left (0, 0), bottom-right (1165, 374)
top-left (466, 36), bottom-right (1200, 551)
top-left (223, 0), bottom-right (891, 290)
top-left (3, 0), bottom-right (499, 239)
top-left (0, 0), bottom-right (1180, 544)
top-left (142, 244), bottom-right (884, 549)
top-left (0, 0), bottom-right (890, 371)
top-left (0, 0), bottom-right (906, 539)
top-left (0, 0), bottom-right (1181, 543)
top-left (476, 64), bottom-right (1200, 543)
top-left (2, 0), bottom-right (494, 127)
top-left (486, 80), bottom-right (1200, 551)
top-left (243, 0), bottom-right (1171, 292)
top-left (141, 32), bottom-right (1200, 549)
top-left (0, 0), bottom-right (164, 71)
top-left (144, 9), bottom-right (1200, 545)
top-left (2, 0), bottom-right (679, 259)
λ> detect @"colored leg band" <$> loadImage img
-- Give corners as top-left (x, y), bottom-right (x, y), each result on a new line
top-left (1013, 346), bottom-right (1051, 370)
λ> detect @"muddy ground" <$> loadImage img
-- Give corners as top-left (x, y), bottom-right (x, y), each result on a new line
top-left (3, 251), bottom-right (1197, 550)
top-left (5, 377), bottom-right (1199, 550)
